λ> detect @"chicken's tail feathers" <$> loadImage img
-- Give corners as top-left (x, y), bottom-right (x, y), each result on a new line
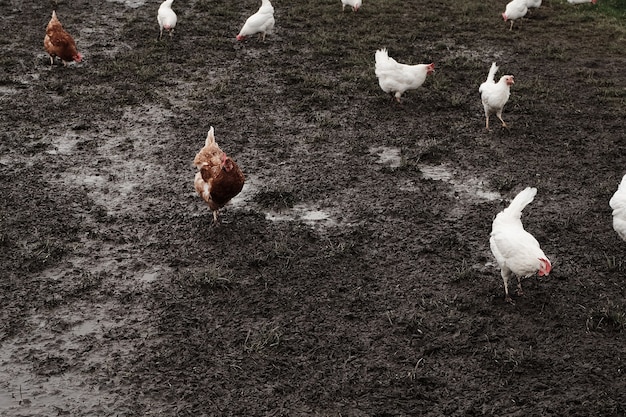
top-left (486, 62), bottom-right (498, 83)
top-left (609, 174), bottom-right (626, 210)
top-left (205, 126), bottom-right (215, 146)
top-left (617, 173), bottom-right (626, 192)
top-left (503, 187), bottom-right (537, 218)
top-left (375, 48), bottom-right (389, 63)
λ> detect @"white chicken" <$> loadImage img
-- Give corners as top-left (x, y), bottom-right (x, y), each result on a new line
top-left (342, 0), bottom-right (362, 12)
top-left (236, 0), bottom-right (275, 41)
top-left (502, 0), bottom-right (528, 30)
top-left (567, 0), bottom-right (597, 4)
top-left (609, 174), bottom-right (626, 242)
top-left (525, 0), bottom-right (542, 11)
top-left (157, 0), bottom-right (177, 40)
top-left (490, 187), bottom-right (552, 304)
top-left (479, 62), bottom-right (514, 130)
top-left (374, 48), bottom-right (434, 103)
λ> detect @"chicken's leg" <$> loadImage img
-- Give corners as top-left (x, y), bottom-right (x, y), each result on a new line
top-left (501, 268), bottom-right (514, 304)
top-left (515, 276), bottom-right (524, 296)
top-left (496, 110), bottom-right (508, 128)
top-left (211, 210), bottom-right (220, 227)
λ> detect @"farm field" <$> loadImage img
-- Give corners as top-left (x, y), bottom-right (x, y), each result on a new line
top-left (1, 0), bottom-right (626, 415)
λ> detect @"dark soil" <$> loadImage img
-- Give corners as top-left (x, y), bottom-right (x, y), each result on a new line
top-left (1, 0), bottom-right (626, 415)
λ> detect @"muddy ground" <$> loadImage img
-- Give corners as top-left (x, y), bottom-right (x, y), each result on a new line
top-left (1, 0), bottom-right (626, 415)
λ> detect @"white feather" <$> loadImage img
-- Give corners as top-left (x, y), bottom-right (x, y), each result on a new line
top-left (610, 174), bottom-right (626, 242)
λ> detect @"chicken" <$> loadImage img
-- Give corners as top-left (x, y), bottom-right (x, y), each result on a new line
top-left (490, 187), bottom-right (552, 304)
top-left (194, 127), bottom-right (245, 225)
top-left (157, 0), bottom-right (177, 40)
top-left (374, 48), bottom-right (435, 103)
top-left (609, 174), bottom-right (626, 242)
top-left (567, 0), bottom-right (597, 4)
top-left (236, 0), bottom-right (275, 41)
top-left (525, 0), bottom-right (542, 12)
top-left (342, 0), bottom-right (362, 12)
top-left (479, 62), bottom-right (514, 130)
top-left (502, 0), bottom-right (528, 30)
top-left (44, 10), bottom-right (83, 66)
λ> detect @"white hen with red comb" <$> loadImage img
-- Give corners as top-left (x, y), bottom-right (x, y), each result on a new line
top-left (374, 48), bottom-right (434, 103)
top-left (479, 62), bottom-right (514, 130)
top-left (157, 0), bottom-right (177, 40)
top-left (236, 0), bottom-right (275, 41)
top-left (490, 187), bottom-right (552, 304)
top-left (502, 0), bottom-right (528, 30)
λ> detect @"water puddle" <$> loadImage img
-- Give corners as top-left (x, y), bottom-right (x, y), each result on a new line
top-left (0, 86), bottom-right (19, 97)
top-left (72, 319), bottom-right (108, 336)
top-left (107, 0), bottom-right (146, 8)
top-left (139, 266), bottom-right (168, 283)
top-left (46, 132), bottom-right (79, 155)
top-left (266, 203), bottom-right (334, 226)
top-left (420, 163), bottom-right (501, 202)
top-left (228, 178), bottom-right (337, 227)
top-left (370, 146), bottom-right (403, 168)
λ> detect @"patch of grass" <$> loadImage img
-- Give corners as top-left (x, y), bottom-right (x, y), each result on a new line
top-left (490, 175), bottom-right (516, 194)
top-left (253, 189), bottom-right (298, 210)
top-left (452, 259), bottom-right (480, 283)
top-left (596, 0), bottom-right (626, 19)
top-left (605, 254), bottom-right (624, 272)
top-left (24, 239), bottom-right (68, 273)
top-left (586, 301), bottom-right (626, 332)
top-left (486, 342), bottom-right (536, 372)
top-left (417, 139), bottom-right (449, 164)
top-left (176, 267), bottom-right (234, 291)
top-left (243, 322), bottom-right (282, 353)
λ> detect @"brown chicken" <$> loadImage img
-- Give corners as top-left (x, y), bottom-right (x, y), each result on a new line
top-left (194, 127), bottom-right (245, 225)
top-left (44, 10), bottom-right (83, 66)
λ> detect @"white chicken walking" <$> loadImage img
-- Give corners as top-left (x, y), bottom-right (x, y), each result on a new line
top-left (157, 0), bottom-right (177, 40)
top-left (237, 0), bottom-right (275, 41)
top-left (502, 0), bottom-right (528, 30)
top-left (342, 0), bottom-right (362, 12)
top-left (479, 62), bottom-right (514, 130)
top-left (490, 187), bottom-right (552, 304)
top-left (609, 174), bottom-right (626, 242)
top-left (374, 48), bottom-right (434, 103)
